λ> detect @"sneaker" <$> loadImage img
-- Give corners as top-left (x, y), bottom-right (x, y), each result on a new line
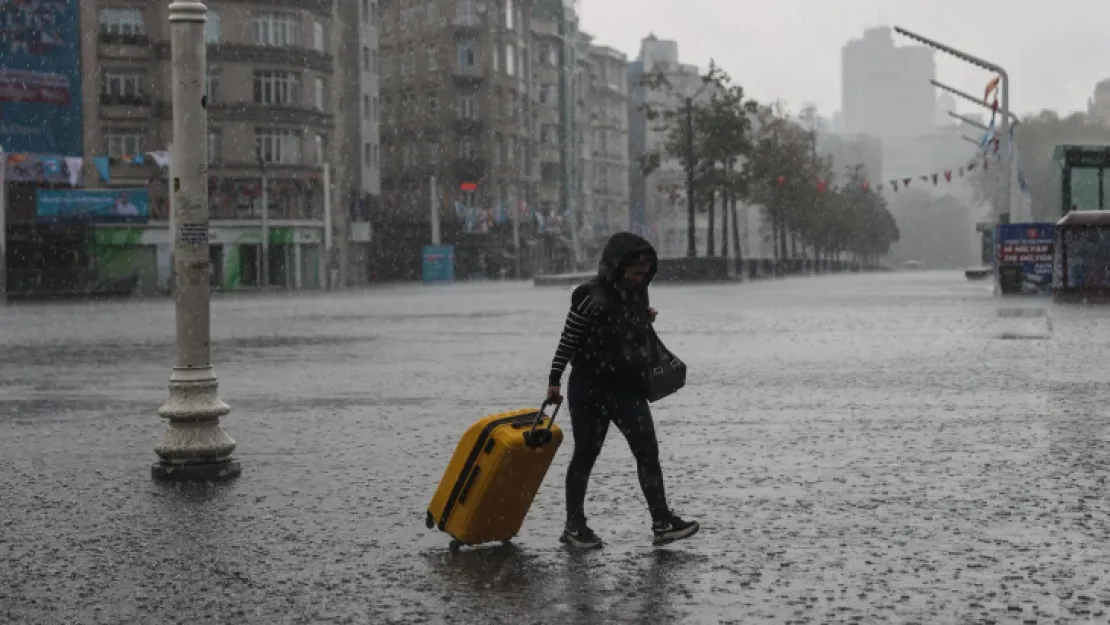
top-left (652, 514), bottom-right (700, 546)
top-left (560, 521), bottom-right (604, 549)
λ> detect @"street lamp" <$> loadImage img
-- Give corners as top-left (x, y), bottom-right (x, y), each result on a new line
top-left (648, 72), bottom-right (711, 258)
top-left (935, 80), bottom-right (1020, 125)
top-left (894, 27), bottom-right (1021, 221)
top-left (153, 1), bottom-right (240, 482)
top-left (947, 110), bottom-right (990, 132)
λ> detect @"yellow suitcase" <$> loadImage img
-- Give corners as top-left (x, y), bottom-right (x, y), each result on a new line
top-left (426, 398), bottom-right (564, 549)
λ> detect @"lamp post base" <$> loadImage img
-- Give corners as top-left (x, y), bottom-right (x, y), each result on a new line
top-left (152, 458), bottom-right (241, 482)
top-left (153, 365), bottom-right (239, 483)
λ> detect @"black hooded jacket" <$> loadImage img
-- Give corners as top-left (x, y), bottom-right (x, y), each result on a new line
top-left (549, 232), bottom-right (659, 391)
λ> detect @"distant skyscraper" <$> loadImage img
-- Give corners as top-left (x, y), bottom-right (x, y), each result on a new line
top-left (841, 27), bottom-right (935, 141)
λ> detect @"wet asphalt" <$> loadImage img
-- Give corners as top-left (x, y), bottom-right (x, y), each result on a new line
top-left (1, 271), bottom-right (1109, 624)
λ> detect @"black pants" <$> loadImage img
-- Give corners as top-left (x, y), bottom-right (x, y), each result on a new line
top-left (565, 371), bottom-right (670, 524)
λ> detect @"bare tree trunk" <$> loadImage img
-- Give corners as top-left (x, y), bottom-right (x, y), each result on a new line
top-left (706, 188), bottom-right (715, 258)
top-left (730, 194), bottom-right (742, 278)
top-left (721, 187), bottom-right (729, 259)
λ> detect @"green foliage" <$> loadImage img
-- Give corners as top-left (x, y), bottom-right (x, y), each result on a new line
top-left (636, 64), bottom-right (901, 260)
top-left (969, 110), bottom-right (1110, 220)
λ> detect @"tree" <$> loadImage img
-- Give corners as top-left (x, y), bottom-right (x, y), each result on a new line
top-left (969, 110), bottom-right (1110, 220)
top-left (638, 61), bottom-right (728, 257)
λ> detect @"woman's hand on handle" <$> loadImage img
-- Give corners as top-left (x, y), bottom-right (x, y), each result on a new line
top-left (547, 385), bottom-right (561, 401)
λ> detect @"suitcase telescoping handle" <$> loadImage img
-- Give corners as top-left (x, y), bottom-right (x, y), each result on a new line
top-left (523, 395), bottom-right (562, 448)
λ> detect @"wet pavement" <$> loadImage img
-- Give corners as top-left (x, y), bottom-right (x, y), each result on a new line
top-left (2, 272), bottom-right (1109, 624)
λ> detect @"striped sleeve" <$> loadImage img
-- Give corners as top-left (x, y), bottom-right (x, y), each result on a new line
top-left (549, 292), bottom-right (597, 386)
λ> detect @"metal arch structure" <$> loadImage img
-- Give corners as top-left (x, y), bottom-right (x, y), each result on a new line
top-left (948, 110), bottom-right (990, 131)
top-left (894, 27), bottom-right (1021, 221)
top-left (934, 80), bottom-right (1020, 125)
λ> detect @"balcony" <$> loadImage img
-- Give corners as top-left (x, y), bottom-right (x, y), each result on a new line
top-left (452, 64), bottom-right (484, 84)
top-left (454, 118), bottom-right (483, 134)
top-left (453, 12), bottom-right (482, 31)
top-left (455, 157), bottom-right (486, 181)
top-left (99, 92), bottom-right (154, 120)
top-left (98, 32), bottom-right (153, 61)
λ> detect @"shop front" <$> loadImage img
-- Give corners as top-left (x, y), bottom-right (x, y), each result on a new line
top-left (100, 224), bottom-right (326, 292)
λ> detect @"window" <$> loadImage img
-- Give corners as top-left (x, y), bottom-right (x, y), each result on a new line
top-left (106, 132), bottom-right (144, 159)
top-left (255, 128), bottom-right (302, 164)
top-left (208, 128), bottom-right (222, 163)
top-left (313, 21), bottom-right (324, 51)
top-left (362, 0), bottom-right (370, 22)
top-left (372, 96), bottom-right (379, 120)
top-left (102, 70), bottom-right (144, 98)
top-left (205, 68), bottom-right (220, 104)
top-left (99, 8), bottom-right (144, 36)
top-left (504, 0), bottom-right (514, 29)
top-left (458, 139), bottom-right (477, 159)
top-left (253, 71), bottom-right (300, 106)
top-left (426, 93), bottom-right (437, 114)
top-left (363, 94), bottom-right (370, 119)
top-left (492, 46), bottom-right (499, 73)
top-left (457, 40), bottom-right (475, 69)
top-left (541, 125), bottom-right (558, 146)
top-left (427, 140), bottom-right (440, 164)
top-left (426, 44), bottom-right (437, 71)
top-left (253, 11), bottom-right (300, 47)
top-left (364, 143), bottom-right (371, 165)
top-left (457, 94), bottom-right (475, 118)
top-left (505, 43), bottom-right (514, 76)
top-left (538, 84), bottom-right (555, 105)
top-left (363, 46), bottom-right (371, 69)
top-left (205, 10), bottom-right (221, 43)
top-left (315, 134), bottom-right (327, 165)
top-left (314, 77), bottom-right (326, 111)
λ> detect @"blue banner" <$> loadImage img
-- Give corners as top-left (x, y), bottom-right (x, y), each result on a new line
top-left (995, 222), bottom-right (1055, 292)
top-left (36, 188), bottom-right (150, 223)
top-left (0, 0), bottom-right (83, 155)
top-left (422, 245), bottom-right (455, 284)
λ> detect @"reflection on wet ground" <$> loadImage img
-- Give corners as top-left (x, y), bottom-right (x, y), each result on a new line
top-left (2, 272), bottom-right (1110, 624)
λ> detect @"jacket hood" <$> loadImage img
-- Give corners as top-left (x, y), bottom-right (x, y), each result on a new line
top-left (597, 232), bottom-right (658, 288)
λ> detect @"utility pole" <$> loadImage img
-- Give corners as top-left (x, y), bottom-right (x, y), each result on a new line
top-left (256, 148), bottom-right (269, 289)
top-left (153, 0), bottom-right (239, 483)
top-left (684, 96), bottom-right (695, 258)
top-left (896, 27), bottom-right (1019, 221)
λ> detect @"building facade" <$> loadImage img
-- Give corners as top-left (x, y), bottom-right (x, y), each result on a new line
top-left (77, 0), bottom-right (370, 293)
top-left (334, 0), bottom-right (382, 285)
top-left (376, 0), bottom-right (537, 279)
top-left (628, 34), bottom-right (711, 258)
top-left (584, 43), bottom-right (630, 248)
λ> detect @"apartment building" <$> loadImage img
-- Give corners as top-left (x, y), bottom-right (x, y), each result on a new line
top-left (335, 0), bottom-right (382, 285)
top-left (81, 0), bottom-right (360, 291)
top-left (585, 44), bottom-right (630, 240)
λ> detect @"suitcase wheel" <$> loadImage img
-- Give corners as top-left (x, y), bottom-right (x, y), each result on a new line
top-left (449, 539), bottom-right (464, 552)
top-left (425, 511), bottom-right (435, 529)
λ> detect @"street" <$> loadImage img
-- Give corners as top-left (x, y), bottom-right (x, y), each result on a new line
top-left (2, 272), bottom-right (1109, 624)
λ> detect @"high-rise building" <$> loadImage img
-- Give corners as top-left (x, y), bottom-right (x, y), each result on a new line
top-left (841, 26), bottom-right (935, 185)
top-left (377, 0), bottom-right (536, 279)
top-left (73, 1), bottom-right (365, 293)
top-left (841, 27), bottom-right (935, 141)
top-left (626, 34), bottom-right (710, 258)
top-left (584, 43), bottom-right (630, 240)
top-left (334, 0), bottom-right (382, 286)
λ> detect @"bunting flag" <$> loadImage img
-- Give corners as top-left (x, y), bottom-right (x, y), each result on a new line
top-left (984, 76), bottom-right (1000, 103)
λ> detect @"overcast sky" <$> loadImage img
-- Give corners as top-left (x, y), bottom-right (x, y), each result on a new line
top-left (580, 0), bottom-right (1107, 120)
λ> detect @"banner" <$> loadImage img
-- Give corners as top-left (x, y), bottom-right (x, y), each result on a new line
top-left (36, 188), bottom-right (150, 223)
top-left (995, 222), bottom-right (1055, 291)
top-left (0, 1), bottom-right (83, 155)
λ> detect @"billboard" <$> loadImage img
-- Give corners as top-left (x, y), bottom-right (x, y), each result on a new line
top-left (36, 188), bottom-right (150, 223)
top-left (995, 222), bottom-right (1055, 291)
top-left (0, 0), bottom-right (83, 155)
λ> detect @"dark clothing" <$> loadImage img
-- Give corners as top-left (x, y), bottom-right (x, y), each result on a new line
top-left (549, 232), bottom-right (671, 524)
top-left (565, 371), bottom-right (670, 523)
top-left (548, 232), bottom-right (659, 392)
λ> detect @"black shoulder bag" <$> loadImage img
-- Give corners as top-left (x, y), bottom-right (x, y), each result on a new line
top-left (644, 325), bottom-right (687, 403)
